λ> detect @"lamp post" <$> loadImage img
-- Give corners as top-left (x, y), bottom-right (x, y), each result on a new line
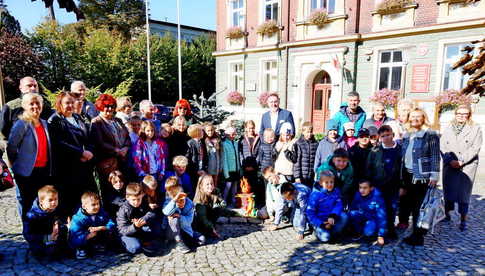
top-left (145, 0), bottom-right (152, 101)
top-left (176, 0), bottom-right (183, 100)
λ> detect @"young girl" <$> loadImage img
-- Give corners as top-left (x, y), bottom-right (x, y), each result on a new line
top-left (339, 122), bottom-right (358, 150)
top-left (186, 124), bottom-right (207, 189)
top-left (193, 175), bottom-right (233, 240)
top-left (204, 123), bottom-right (222, 186)
top-left (133, 121), bottom-right (167, 182)
top-left (221, 127), bottom-right (241, 207)
top-left (274, 123), bottom-right (297, 182)
top-left (239, 120), bottom-right (262, 206)
top-left (106, 170), bottom-right (126, 218)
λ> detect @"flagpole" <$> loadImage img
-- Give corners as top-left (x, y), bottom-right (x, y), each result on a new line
top-left (145, 0), bottom-right (152, 101)
top-left (176, 0), bottom-right (183, 100)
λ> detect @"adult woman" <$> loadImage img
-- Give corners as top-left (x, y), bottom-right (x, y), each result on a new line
top-left (90, 94), bottom-right (131, 204)
top-left (389, 99), bottom-right (413, 142)
top-left (115, 96), bottom-right (133, 125)
top-left (48, 92), bottom-right (96, 217)
top-left (170, 99), bottom-right (194, 125)
top-left (7, 93), bottom-right (53, 220)
top-left (440, 104), bottom-right (482, 231)
top-left (401, 108), bottom-right (440, 246)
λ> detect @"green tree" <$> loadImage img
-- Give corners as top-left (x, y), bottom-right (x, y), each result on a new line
top-left (0, 6), bottom-right (21, 36)
top-left (31, 0), bottom-right (84, 20)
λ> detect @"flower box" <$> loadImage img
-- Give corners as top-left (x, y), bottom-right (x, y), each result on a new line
top-left (225, 26), bottom-right (245, 40)
top-left (375, 0), bottom-right (414, 15)
top-left (308, 9), bottom-right (329, 28)
top-left (257, 20), bottom-right (280, 37)
top-left (226, 91), bottom-right (245, 105)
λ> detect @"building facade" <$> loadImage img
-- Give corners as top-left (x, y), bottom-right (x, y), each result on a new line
top-left (214, 0), bottom-right (485, 134)
top-left (150, 19), bottom-right (215, 42)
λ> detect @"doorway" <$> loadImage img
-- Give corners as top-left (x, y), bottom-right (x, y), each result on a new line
top-left (311, 71), bottom-right (332, 133)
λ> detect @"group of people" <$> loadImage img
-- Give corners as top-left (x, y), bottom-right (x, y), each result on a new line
top-left (0, 77), bottom-right (481, 261)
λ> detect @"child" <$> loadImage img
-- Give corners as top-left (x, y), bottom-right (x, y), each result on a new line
top-left (306, 170), bottom-right (348, 243)
top-left (239, 120), bottom-right (260, 172)
top-left (221, 127), bottom-right (241, 207)
top-left (127, 116), bottom-right (142, 145)
top-left (186, 124), bottom-right (207, 188)
top-left (142, 175), bottom-right (163, 212)
top-left (315, 148), bottom-right (354, 206)
top-left (204, 123), bottom-right (222, 186)
top-left (106, 170), bottom-right (126, 219)
top-left (349, 128), bottom-right (373, 186)
top-left (293, 122), bottom-right (319, 188)
top-left (269, 182), bottom-right (310, 240)
top-left (193, 174), bottom-right (234, 240)
top-left (24, 185), bottom-right (67, 260)
top-left (366, 125), bottom-right (402, 238)
top-left (339, 122), bottom-right (357, 150)
top-left (164, 156), bottom-right (194, 199)
top-left (160, 123), bottom-right (172, 139)
top-left (133, 121), bottom-right (167, 182)
top-left (116, 183), bottom-right (161, 254)
top-left (262, 166), bottom-right (284, 223)
top-left (69, 192), bottom-right (116, 259)
top-left (314, 120), bottom-right (340, 176)
top-left (163, 176), bottom-right (205, 254)
top-left (349, 180), bottom-right (387, 246)
top-left (257, 128), bottom-right (276, 173)
top-left (274, 122), bottom-right (297, 182)
top-left (368, 126), bottom-right (379, 147)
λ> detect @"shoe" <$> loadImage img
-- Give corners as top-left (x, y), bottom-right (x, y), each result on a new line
top-left (198, 235), bottom-right (206, 246)
top-left (142, 241), bottom-right (157, 255)
top-left (459, 220), bottom-right (467, 231)
top-left (175, 241), bottom-right (191, 254)
top-left (76, 249), bottom-right (87, 260)
top-left (403, 234), bottom-right (424, 246)
top-left (396, 223), bottom-right (409, 230)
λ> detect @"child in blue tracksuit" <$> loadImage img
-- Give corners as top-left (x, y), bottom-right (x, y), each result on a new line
top-left (277, 182), bottom-right (311, 240)
top-left (306, 170), bottom-right (348, 242)
top-left (349, 180), bottom-right (387, 245)
top-left (163, 176), bottom-right (205, 254)
top-left (69, 192), bottom-right (116, 259)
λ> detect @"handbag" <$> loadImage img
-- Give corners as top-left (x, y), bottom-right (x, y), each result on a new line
top-left (96, 157), bottom-right (118, 176)
top-left (0, 161), bottom-right (14, 191)
top-left (417, 187), bottom-right (446, 233)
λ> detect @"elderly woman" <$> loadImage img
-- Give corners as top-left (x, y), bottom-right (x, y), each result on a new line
top-left (48, 92), bottom-right (96, 217)
top-left (401, 108), bottom-right (440, 246)
top-left (7, 93), bottom-right (53, 220)
top-left (90, 94), bottom-right (131, 204)
top-left (115, 96), bottom-right (133, 125)
top-left (440, 104), bottom-right (482, 231)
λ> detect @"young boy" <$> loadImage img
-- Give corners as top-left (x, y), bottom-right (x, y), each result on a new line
top-left (257, 128), bottom-right (277, 173)
top-left (142, 175), bottom-right (163, 212)
top-left (69, 192), bottom-right (116, 259)
top-left (116, 183), bottom-right (161, 255)
top-left (366, 125), bottom-right (402, 238)
top-left (293, 122), bottom-right (319, 188)
top-left (314, 120), bottom-right (340, 175)
top-left (274, 182), bottom-right (311, 240)
top-left (349, 128), bottom-right (373, 187)
top-left (349, 180), bottom-right (387, 246)
top-left (163, 156), bottom-right (194, 199)
top-left (306, 171), bottom-right (348, 243)
top-left (262, 166), bottom-right (284, 223)
top-left (24, 185), bottom-right (67, 260)
top-left (221, 126), bottom-right (241, 207)
top-left (368, 126), bottom-right (379, 148)
top-left (315, 148), bottom-right (354, 206)
top-left (162, 176), bottom-right (205, 254)
top-left (106, 170), bottom-right (126, 219)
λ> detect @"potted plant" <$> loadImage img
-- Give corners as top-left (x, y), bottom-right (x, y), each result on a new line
top-left (369, 88), bottom-right (401, 110)
top-left (375, 0), bottom-right (414, 15)
top-left (257, 91), bottom-right (273, 108)
top-left (435, 89), bottom-right (473, 115)
top-left (308, 9), bottom-right (329, 28)
top-left (226, 26), bottom-right (245, 39)
top-left (257, 20), bottom-right (280, 37)
top-left (226, 91), bottom-right (245, 105)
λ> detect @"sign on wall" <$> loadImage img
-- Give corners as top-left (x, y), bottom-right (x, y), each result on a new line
top-left (411, 64), bottom-right (431, 93)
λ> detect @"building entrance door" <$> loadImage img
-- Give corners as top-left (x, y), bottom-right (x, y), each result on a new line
top-left (311, 71), bottom-right (331, 133)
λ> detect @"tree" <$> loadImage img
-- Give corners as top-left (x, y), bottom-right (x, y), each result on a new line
top-left (31, 0), bottom-right (85, 21)
top-left (0, 6), bottom-right (21, 36)
top-left (452, 39), bottom-right (485, 96)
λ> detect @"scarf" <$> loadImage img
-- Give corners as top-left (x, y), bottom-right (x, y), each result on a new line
top-left (452, 122), bottom-right (466, 136)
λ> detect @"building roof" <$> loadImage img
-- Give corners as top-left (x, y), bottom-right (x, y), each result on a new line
top-left (149, 19), bottom-right (215, 34)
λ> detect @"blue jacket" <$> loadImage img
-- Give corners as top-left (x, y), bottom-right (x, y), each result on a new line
top-left (24, 198), bottom-right (60, 240)
top-left (401, 129), bottom-right (440, 182)
top-left (350, 188), bottom-right (387, 237)
top-left (69, 207), bottom-right (115, 248)
top-left (314, 136), bottom-right (340, 174)
top-left (162, 197), bottom-right (196, 237)
top-left (331, 104), bottom-right (366, 137)
top-left (163, 171), bottom-right (193, 199)
top-left (274, 183), bottom-right (310, 227)
top-left (259, 109), bottom-right (295, 136)
top-left (7, 119), bottom-right (52, 177)
top-left (306, 187), bottom-right (344, 227)
top-left (222, 139), bottom-right (241, 179)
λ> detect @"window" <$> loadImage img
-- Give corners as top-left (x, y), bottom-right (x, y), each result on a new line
top-left (378, 50), bottom-right (404, 90)
top-left (442, 43), bottom-right (475, 91)
top-left (310, 0), bottom-right (335, 14)
top-left (261, 60), bottom-right (278, 92)
top-left (230, 62), bottom-right (244, 92)
top-left (230, 0), bottom-right (245, 27)
top-left (264, 0), bottom-right (279, 21)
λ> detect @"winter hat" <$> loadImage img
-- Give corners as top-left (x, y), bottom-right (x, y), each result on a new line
top-left (357, 128), bottom-right (370, 137)
top-left (279, 122), bottom-right (294, 136)
top-left (326, 120), bottom-right (339, 133)
top-left (343, 122), bottom-right (355, 131)
top-left (368, 126), bottom-right (378, 137)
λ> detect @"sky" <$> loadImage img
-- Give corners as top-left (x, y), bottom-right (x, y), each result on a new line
top-left (3, 0), bottom-right (216, 33)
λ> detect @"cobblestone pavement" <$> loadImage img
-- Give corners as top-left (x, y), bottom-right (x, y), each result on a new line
top-left (0, 184), bottom-right (483, 276)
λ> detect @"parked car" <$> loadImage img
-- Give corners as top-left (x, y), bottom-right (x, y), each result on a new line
top-left (154, 104), bottom-right (174, 123)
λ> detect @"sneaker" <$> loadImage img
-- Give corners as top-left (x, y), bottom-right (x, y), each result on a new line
top-left (76, 249), bottom-right (87, 260)
top-left (175, 241), bottom-right (191, 254)
top-left (396, 223), bottom-right (409, 230)
top-left (198, 235), bottom-right (206, 246)
top-left (459, 220), bottom-right (467, 231)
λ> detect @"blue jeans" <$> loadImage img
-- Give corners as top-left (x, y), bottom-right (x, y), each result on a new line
top-left (292, 205), bottom-right (308, 235)
top-left (314, 213), bottom-right (348, 242)
top-left (349, 211), bottom-right (378, 237)
top-left (121, 221), bottom-right (162, 254)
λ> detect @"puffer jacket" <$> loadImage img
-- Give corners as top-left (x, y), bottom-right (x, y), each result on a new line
top-left (315, 155), bottom-right (354, 204)
top-left (350, 188), bottom-right (387, 237)
top-left (69, 207), bottom-right (115, 248)
top-left (116, 199), bottom-right (157, 236)
top-left (239, 135), bottom-right (260, 169)
top-left (24, 198), bottom-right (61, 237)
top-left (257, 141), bottom-right (276, 172)
top-left (306, 187), bottom-right (344, 227)
top-left (293, 136), bottom-right (319, 182)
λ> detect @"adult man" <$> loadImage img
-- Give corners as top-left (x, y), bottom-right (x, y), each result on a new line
top-left (0, 77), bottom-right (53, 142)
top-left (363, 102), bottom-right (393, 129)
top-left (139, 99), bottom-right (161, 133)
top-left (71, 81), bottom-right (99, 120)
top-left (332, 91), bottom-right (366, 137)
top-left (259, 93), bottom-right (295, 137)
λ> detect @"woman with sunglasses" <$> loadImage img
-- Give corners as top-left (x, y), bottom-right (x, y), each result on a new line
top-left (170, 99), bottom-right (194, 125)
top-left (115, 96), bottom-right (133, 125)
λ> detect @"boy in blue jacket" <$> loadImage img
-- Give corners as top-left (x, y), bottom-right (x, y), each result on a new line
top-left (69, 192), bottom-right (116, 259)
top-left (349, 180), bottom-right (387, 245)
top-left (279, 182), bottom-right (311, 240)
top-left (163, 176), bottom-right (205, 254)
top-left (306, 170), bottom-right (348, 243)
top-left (24, 185), bottom-right (67, 260)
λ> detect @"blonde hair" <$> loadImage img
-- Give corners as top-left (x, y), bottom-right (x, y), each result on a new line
top-left (142, 175), bottom-right (157, 188)
top-left (405, 107), bottom-right (431, 132)
top-left (81, 191), bottom-right (100, 204)
top-left (172, 115), bottom-right (187, 126)
top-left (301, 121), bottom-right (313, 132)
top-left (187, 124), bottom-right (203, 139)
top-left (20, 93), bottom-right (44, 123)
top-left (165, 176), bottom-right (182, 198)
top-left (193, 174), bottom-right (215, 205)
top-left (116, 96), bottom-right (132, 112)
top-left (126, 183), bottom-right (144, 197)
top-left (172, 155), bottom-right (188, 167)
top-left (453, 104), bottom-right (474, 125)
top-left (263, 128), bottom-right (275, 139)
top-left (38, 185), bottom-right (57, 201)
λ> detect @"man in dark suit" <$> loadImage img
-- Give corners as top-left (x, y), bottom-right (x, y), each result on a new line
top-left (259, 93), bottom-right (295, 137)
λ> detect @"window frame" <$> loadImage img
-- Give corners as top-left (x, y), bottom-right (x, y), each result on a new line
top-left (228, 60), bottom-right (244, 93)
top-left (260, 58), bottom-right (279, 93)
top-left (309, 0), bottom-right (336, 14)
top-left (228, 0), bottom-right (245, 28)
top-left (441, 42), bottom-right (476, 91)
top-left (377, 49), bottom-right (405, 91)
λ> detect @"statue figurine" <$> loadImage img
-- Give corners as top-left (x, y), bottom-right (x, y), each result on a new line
top-left (235, 177), bottom-right (257, 217)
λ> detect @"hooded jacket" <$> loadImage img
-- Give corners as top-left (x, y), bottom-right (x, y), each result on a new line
top-left (24, 198), bottom-right (60, 237)
top-left (306, 187), bottom-right (344, 227)
top-left (350, 188), bottom-right (387, 237)
top-left (331, 104), bottom-right (366, 137)
top-left (314, 136), bottom-right (340, 174)
top-left (315, 155), bottom-right (354, 203)
top-left (293, 136), bottom-right (319, 182)
top-left (69, 207), bottom-right (115, 247)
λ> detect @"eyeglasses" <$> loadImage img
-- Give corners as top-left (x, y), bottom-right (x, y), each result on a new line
top-left (105, 104), bottom-right (116, 109)
top-left (456, 113), bottom-right (470, 116)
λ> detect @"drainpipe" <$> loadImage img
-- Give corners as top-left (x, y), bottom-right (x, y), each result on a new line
top-left (283, 0), bottom-right (291, 109)
top-left (352, 0), bottom-right (361, 92)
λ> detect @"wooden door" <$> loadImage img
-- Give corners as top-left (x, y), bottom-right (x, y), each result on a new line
top-left (312, 83), bottom-right (331, 133)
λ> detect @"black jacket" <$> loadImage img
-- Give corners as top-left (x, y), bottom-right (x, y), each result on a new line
top-left (257, 141), bottom-right (276, 172)
top-left (293, 136), bottom-right (319, 181)
top-left (348, 143), bottom-right (372, 183)
top-left (106, 187), bottom-right (126, 218)
top-left (116, 199), bottom-right (157, 236)
top-left (167, 130), bottom-right (190, 162)
top-left (239, 135), bottom-right (260, 169)
top-left (186, 139), bottom-right (208, 173)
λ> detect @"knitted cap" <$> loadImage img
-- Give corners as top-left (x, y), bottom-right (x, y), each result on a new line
top-left (279, 122), bottom-right (294, 135)
top-left (326, 119), bottom-right (339, 133)
top-left (343, 122), bottom-right (355, 131)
